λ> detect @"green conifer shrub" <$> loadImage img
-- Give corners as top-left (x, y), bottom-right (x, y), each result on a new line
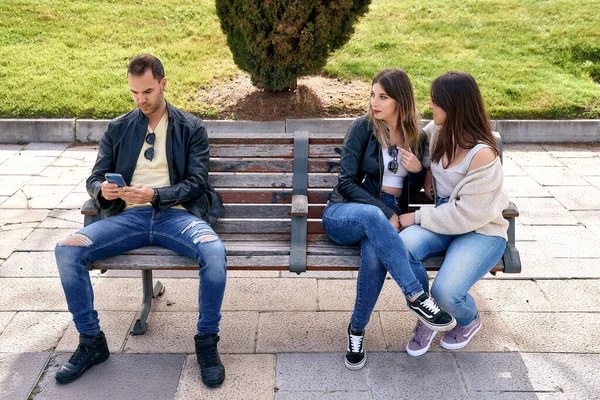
top-left (216, 0), bottom-right (371, 91)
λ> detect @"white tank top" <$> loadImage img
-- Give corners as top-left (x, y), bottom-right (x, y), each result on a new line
top-left (382, 146), bottom-right (408, 188)
top-left (431, 144), bottom-right (491, 198)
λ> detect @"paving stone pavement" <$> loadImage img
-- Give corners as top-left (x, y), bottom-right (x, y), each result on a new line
top-left (0, 142), bottom-right (599, 399)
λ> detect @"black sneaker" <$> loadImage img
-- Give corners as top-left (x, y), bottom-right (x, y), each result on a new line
top-left (344, 324), bottom-right (366, 370)
top-left (194, 334), bottom-right (225, 388)
top-left (55, 331), bottom-right (110, 384)
top-left (408, 293), bottom-right (456, 332)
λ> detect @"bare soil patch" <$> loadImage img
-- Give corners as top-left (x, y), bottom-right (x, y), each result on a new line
top-left (196, 73), bottom-right (370, 121)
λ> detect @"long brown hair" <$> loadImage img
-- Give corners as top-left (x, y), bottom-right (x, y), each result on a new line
top-left (367, 69), bottom-right (420, 154)
top-left (430, 71), bottom-right (499, 164)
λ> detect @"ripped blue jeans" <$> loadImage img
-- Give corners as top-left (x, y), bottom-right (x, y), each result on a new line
top-left (55, 207), bottom-right (227, 336)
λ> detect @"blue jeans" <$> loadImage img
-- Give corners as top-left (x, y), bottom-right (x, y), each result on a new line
top-left (55, 207), bottom-right (227, 336)
top-left (399, 200), bottom-right (506, 326)
top-left (322, 193), bottom-right (424, 332)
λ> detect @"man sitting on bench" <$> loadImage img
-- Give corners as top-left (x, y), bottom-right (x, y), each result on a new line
top-left (54, 54), bottom-right (227, 388)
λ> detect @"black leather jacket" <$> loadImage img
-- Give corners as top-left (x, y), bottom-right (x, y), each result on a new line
top-left (328, 116), bottom-right (427, 218)
top-left (86, 102), bottom-right (223, 225)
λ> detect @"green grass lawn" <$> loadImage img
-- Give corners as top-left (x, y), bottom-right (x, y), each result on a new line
top-left (1, 0), bottom-right (599, 119)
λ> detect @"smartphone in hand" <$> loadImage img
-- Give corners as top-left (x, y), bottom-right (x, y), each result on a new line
top-left (104, 173), bottom-right (126, 187)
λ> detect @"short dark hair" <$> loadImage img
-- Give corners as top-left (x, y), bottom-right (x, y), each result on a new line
top-left (127, 54), bottom-right (165, 80)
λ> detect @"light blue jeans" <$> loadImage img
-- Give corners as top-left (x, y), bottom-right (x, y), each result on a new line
top-left (400, 210), bottom-right (506, 327)
top-left (322, 193), bottom-right (424, 332)
top-left (55, 207), bottom-right (227, 336)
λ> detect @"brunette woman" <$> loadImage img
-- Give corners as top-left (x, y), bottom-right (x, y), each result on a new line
top-left (399, 71), bottom-right (509, 356)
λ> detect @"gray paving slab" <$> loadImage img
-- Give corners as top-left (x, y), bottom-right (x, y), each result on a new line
top-left (275, 391), bottom-right (371, 400)
top-left (472, 280), bottom-right (556, 312)
top-left (38, 209), bottom-right (83, 229)
top-left (456, 352), bottom-right (561, 393)
top-left (175, 354), bottom-right (275, 400)
top-left (256, 312), bottom-right (386, 353)
top-left (368, 352), bottom-right (468, 400)
top-left (584, 175), bottom-right (600, 189)
top-left (2, 185), bottom-right (75, 209)
top-left (544, 353), bottom-right (600, 399)
top-left (0, 144), bottom-right (24, 164)
top-left (536, 279), bottom-right (600, 312)
top-left (36, 353), bottom-right (184, 400)
top-left (22, 142), bottom-right (69, 155)
top-left (380, 311), bottom-right (519, 353)
top-left (0, 175), bottom-right (33, 196)
top-left (0, 312), bottom-right (71, 352)
top-left (55, 311), bottom-right (135, 353)
top-left (500, 157), bottom-right (528, 176)
top-left (57, 190), bottom-right (90, 209)
top-left (512, 198), bottom-right (579, 226)
top-left (318, 278), bottom-right (405, 311)
top-left (0, 251), bottom-right (59, 277)
top-left (276, 353), bottom-right (369, 391)
top-left (522, 166), bottom-right (590, 186)
top-left (469, 393), bottom-right (557, 399)
top-left (527, 225), bottom-right (600, 258)
top-left (504, 144), bottom-right (563, 167)
top-left (504, 176), bottom-right (550, 198)
top-left (123, 311), bottom-right (257, 354)
top-left (546, 185), bottom-right (600, 210)
top-left (0, 227), bottom-right (33, 258)
top-left (93, 277), bottom-right (143, 311)
top-left (223, 278), bottom-right (318, 311)
top-left (0, 277), bottom-right (67, 311)
top-left (0, 209), bottom-right (49, 224)
top-left (541, 143), bottom-right (597, 158)
top-left (17, 228), bottom-right (76, 251)
top-left (501, 312), bottom-right (600, 353)
top-left (0, 311), bottom-right (15, 333)
top-left (559, 157), bottom-right (600, 176)
top-left (28, 166), bottom-right (90, 186)
top-left (0, 196), bottom-right (8, 205)
top-left (0, 352), bottom-right (50, 400)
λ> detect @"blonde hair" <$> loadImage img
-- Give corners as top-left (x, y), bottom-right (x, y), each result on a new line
top-left (367, 69), bottom-right (420, 154)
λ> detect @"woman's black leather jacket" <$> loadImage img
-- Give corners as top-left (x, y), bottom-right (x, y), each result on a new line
top-left (328, 115), bottom-right (427, 218)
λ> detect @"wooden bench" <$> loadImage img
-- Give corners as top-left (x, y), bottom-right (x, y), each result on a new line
top-left (81, 130), bottom-right (521, 335)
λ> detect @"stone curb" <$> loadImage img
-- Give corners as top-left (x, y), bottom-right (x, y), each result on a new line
top-left (1, 118), bottom-right (599, 143)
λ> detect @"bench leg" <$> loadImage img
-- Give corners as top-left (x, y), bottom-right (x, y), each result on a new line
top-left (502, 216), bottom-right (522, 273)
top-left (131, 270), bottom-right (165, 335)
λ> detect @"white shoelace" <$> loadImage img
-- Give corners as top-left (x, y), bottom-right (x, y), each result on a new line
top-left (349, 333), bottom-right (363, 352)
top-left (420, 297), bottom-right (441, 315)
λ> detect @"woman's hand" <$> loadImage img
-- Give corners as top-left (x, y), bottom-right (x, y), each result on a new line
top-left (399, 212), bottom-right (416, 230)
top-left (399, 148), bottom-right (422, 173)
top-left (389, 214), bottom-right (400, 232)
top-left (424, 169), bottom-right (433, 199)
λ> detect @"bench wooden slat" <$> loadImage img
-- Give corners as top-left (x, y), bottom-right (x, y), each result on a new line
top-left (210, 144), bottom-right (293, 157)
top-left (210, 173), bottom-right (292, 188)
top-left (218, 189), bottom-right (293, 204)
top-left (213, 219), bottom-right (290, 234)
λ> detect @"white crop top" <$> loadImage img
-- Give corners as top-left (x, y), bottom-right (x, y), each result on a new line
top-left (431, 143), bottom-right (491, 198)
top-left (381, 146), bottom-right (408, 188)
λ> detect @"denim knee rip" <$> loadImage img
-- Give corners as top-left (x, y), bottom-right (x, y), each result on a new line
top-left (57, 233), bottom-right (94, 247)
top-left (181, 221), bottom-right (218, 244)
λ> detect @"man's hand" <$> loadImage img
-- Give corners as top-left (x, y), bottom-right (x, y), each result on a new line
top-left (424, 169), bottom-right (433, 199)
top-left (399, 212), bottom-right (416, 230)
top-left (399, 147), bottom-right (422, 173)
top-left (121, 184), bottom-right (155, 204)
top-left (389, 214), bottom-right (400, 232)
top-left (101, 181), bottom-right (123, 201)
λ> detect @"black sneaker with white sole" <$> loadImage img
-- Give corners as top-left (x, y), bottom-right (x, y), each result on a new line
top-left (408, 293), bottom-right (456, 332)
top-left (344, 324), bottom-right (366, 370)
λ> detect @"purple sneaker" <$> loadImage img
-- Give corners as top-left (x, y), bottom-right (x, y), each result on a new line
top-left (440, 315), bottom-right (482, 350)
top-left (406, 321), bottom-right (437, 357)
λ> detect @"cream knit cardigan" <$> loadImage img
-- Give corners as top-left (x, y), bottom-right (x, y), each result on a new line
top-left (415, 123), bottom-right (510, 240)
